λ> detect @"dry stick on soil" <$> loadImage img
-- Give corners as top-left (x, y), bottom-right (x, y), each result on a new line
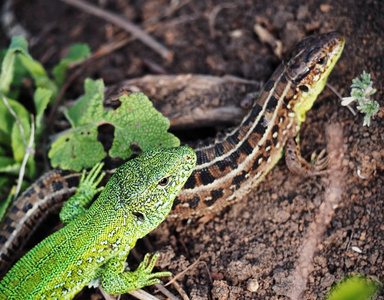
top-left (165, 257), bottom-right (202, 287)
top-left (61, 0), bottom-right (173, 61)
top-left (128, 289), bottom-right (164, 300)
top-left (288, 123), bottom-right (344, 300)
top-left (154, 283), bottom-right (180, 300)
top-left (326, 83), bottom-right (356, 116)
top-left (208, 3), bottom-right (236, 38)
top-left (171, 280), bottom-right (190, 300)
top-left (68, 35), bottom-right (137, 69)
top-left (14, 115), bottom-right (35, 200)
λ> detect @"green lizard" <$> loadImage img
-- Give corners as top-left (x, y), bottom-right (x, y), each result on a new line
top-left (0, 146), bottom-right (196, 299)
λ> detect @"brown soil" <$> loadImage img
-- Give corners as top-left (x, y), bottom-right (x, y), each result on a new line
top-left (1, 0), bottom-right (383, 299)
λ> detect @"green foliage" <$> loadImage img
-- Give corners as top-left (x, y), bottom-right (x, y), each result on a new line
top-left (52, 44), bottom-right (91, 87)
top-left (325, 274), bottom-right (382, 300)
top-left (0, 187), bottom-right (14, 225)
top-left (341, 71), bottom-right (380, 127)
top-left (0, 36), bottom-right (90, 217)
top-left (0, 36), bottom-right (57, 99)
top-left (49, 79), bottom-right (180, 171)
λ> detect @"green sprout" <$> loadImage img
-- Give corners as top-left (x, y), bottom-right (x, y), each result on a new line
top-left (341, 71), bottom-right (380, 127)
top-left (325, 274), bottom-right (382, 300)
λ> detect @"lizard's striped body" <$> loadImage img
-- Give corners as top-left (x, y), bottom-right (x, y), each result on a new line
top-left (0, 32), bottom-right (344, 277)
top-left (174, 31), bottom-right (344, 217)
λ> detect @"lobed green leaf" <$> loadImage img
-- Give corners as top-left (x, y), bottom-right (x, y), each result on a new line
top-left (49, 79), bottom-right (179, 170)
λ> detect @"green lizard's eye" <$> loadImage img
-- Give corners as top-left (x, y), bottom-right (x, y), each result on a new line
top-left (158, 177), bottom-right (170, 186)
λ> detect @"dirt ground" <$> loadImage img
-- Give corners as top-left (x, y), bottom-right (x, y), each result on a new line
top-left (1, 0), bottom-right (383, 299)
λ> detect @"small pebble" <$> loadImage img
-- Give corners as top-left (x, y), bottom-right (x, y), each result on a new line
top-left (247, 278), bottom-right (259, 292)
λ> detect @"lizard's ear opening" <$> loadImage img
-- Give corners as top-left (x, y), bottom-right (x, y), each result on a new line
top-left (132, 211), bottom-right (145, 221)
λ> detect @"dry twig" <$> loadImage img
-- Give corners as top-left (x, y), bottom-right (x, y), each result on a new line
top-left (288, 123), bottom-right (344, 300)
top-left (154, 283), bottom-right (180, 300)
top-left (170, 280), bottom-right (190, 300)
top-left (326, 82), bottom-right (356, 116)
top-left (128, 288), bottom-right (167, 300)
top-left (208, 3), bottom-right (236, 38)
top-left (14, 115), bottom-right (35, 200)
top-left (165, 257), bottom-right (201, 286)
top-left (61, 0), bottom-right (173, 60)
top-left (1, 94), bottom-right (36, 200)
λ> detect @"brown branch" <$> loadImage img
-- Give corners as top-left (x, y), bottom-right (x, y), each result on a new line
top-left (154, 283), bottom-right (180, 300)
top-left (104, 74), bottom-right (259, 129)
top-left (208, 3), bottom-right (236, 38)
top-left (289, 123), bottom-right (344, 300)
top-left (61, 0), bottom-right (173, 60)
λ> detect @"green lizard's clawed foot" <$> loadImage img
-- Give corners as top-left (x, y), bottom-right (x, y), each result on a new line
top-left (60, 162), bottom-right (106, 224)
top-left (79, 162), bottom-right (106, 193)
top-left (135, 253), bottom-right (172, 284)
top-left (101, 253), bottom-right (171, 295)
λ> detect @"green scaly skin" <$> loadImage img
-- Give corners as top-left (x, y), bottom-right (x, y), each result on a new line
top-left (0, 146), bottom-right (196, 300)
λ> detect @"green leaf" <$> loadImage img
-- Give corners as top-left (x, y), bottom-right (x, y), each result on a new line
top-left (49, 125), bottom-right (106, 171)
top-left (17, 54), bottom-right (58, 100)
top-left (0, 156), bottom-right (20, 175)
top-left (0, 184), bottom-right (14, 221)
top-left (108, 93), bottom-right (180, 159)
top-left (0, 36), bottom-right (28, 94)
top-left (0, 35), bottom-right (58, 101)
top-left (325, 274), bottom-right (382, 300)
top-left (52, 43), bottom-right (91, 87)
top-left (0, 96), bottom-right (30, 145)
top-left (48, 79), bottom-right (179, 170)
top-left (10, 109), bottom-right (31, 163)
top-left (34, 88), bottom-right (52, 137)
top-left (64, 78), bottom-right (104, 127)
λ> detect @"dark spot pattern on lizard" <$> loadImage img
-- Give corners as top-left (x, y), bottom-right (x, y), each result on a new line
top-left (231, 171), bottom-right (247, 190)
top-left (243, 104), bottom-right (262, 127)
top-left (252, 154), bottom-right (265, 171)
top-left (263, 80), bottom-right (275, 92)
top-left (188, 195), bottom-right (200, 209)
top-left (183, 175), bottom-right (197, 190)
top-left (22, 201), bottom-right (33, 213)
top-left (52, 181), bottom-right (64, 192)
top-left (214, 143), bottom-right (225, 157)
top-left (204, 189), bottom-right (224, 206)
top-left (23, 188), bottom-right (36, 199)
top-left (266, 95), bottom-right (278, 112)
top-left (199, 168), bottom-right (216, 185)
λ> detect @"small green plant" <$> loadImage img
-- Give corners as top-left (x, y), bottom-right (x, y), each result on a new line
top-left (0, 36), bottom-right (90, 218)
top-left (325, 274), bottom-right (382, 300)
top-left (341, 71), bottom-right (380, 127)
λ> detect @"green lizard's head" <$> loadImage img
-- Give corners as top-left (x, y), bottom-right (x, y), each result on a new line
top-left (114, 146), bottom-right (196, 235)
top-left (285, 31), bottom-right (345, 124)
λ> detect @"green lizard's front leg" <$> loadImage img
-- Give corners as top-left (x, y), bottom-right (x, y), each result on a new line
top-left (59, 163), bottom-right (105, 224)
top-left (0, 147), bottom-right (196, 299)
top-left (101, 253), bottom-right (171, 295)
